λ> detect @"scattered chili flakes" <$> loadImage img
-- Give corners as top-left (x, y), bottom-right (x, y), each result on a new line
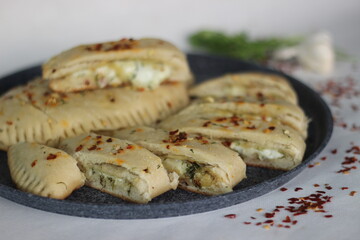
top-left (314, 184), bottom-right (320, 187)
top-left (224, 214), bottom-right (236, 219)
top-left (126, 144), bottom-right (135, 150)
top-left (280, 187), bottom-right (288, 192)
top-left (331, 149), bottom-right (338, 154)
top-left (321, 156), bottom-right (327, 161)
top-left (324, 215), bottom-right (333, 218)
top-left (243, 222), bottom-right (251, 225)
top-left (341, 187), bottom-right (349, 190)
top-left (294, 187), bottom-right (303, 192)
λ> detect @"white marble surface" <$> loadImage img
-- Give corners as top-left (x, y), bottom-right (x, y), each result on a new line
top-left (1, 1), bottom-right (360, 239)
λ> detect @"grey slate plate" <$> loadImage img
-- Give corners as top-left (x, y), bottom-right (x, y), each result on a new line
top-left (0, 54), bottom-right (333, 219)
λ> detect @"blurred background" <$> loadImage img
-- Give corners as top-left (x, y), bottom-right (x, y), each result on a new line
top-left (0, 0), bottom-right (359, 77)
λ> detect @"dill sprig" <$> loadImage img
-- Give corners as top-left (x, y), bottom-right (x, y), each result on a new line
top-left (189, 30), bottom-right (302, 62)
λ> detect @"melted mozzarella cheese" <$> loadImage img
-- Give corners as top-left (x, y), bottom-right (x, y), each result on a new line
top-left (230, 141), bottom-right (284, 160)
top-left (70, 60), bottom-right (171, 89)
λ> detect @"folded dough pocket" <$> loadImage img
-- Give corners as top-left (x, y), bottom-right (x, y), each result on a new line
top-left (59, 133), bottom-right (177, 203)
top-left (43, 38), bottom-right (193, 92)
top-left (180, 99), bottom-right (308, 138)
top-left (7, 143), bottom-right (85, 199)
top-left (109, 126), bottom-right (246, 195)
top-left (189, 72), bottom-right (298, 104)
top-left (159, 112), bottom-right (306, 171)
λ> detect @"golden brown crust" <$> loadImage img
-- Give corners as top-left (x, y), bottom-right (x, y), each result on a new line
top-left (7, 143), bottom-right (85, 199)
top-left (42, 38), bottom-right (193, 92)
top-left (0, 78), bottom-right (189, 150)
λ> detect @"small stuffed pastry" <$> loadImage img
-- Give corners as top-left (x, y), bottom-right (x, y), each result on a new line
top-left (190, 72), bottom-right (298, 105)
top-left (59, 133), bottom-right (178, 203)
top-left (181, 98), bottom-right (308, 138)
top-left (7, 143), bottom-right (85, 199)
top-left (159, 109), bottom-right (306, 171)
top-left (43, 38), bottom-right (193, 92)
top-left (108, 126), bottom-right (246, 195)
top-left (0, 77), bottom-right (188, 151)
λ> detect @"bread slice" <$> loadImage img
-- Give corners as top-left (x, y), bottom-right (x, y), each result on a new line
top-left (0, 77), bottom-right (189, 150)
top-left (7, 142), bottom-right (85, 199)
top-left (159, 107), bottom-right (306, 171)
top-left (190, 72), bottom-right (298, 104)
top-left (43, 38), bottom-right (193, 92)
top-left (108, 126), bottom-right (246, 195)
top-left (59, 133), bottom-right (178, 203)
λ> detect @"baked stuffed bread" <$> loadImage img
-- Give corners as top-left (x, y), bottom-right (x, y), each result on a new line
top-left (59, 133), bottom-right (178, 203)
top-left (8, 142), bottom-right (85, 199)
top-left (159, 107), bottom-right (306, 171)
top-left (43, 38), bottom-right (193, 92)
top-left (181, 98), bottom-right (308, 138)
top-left (0, 77), bottom-right (188, 150)
top-left (190, 72), bottom-right (298, 104)
top-left (107, 126), bottom-right (246, 195)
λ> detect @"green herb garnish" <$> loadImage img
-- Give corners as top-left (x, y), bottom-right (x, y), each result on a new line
top-left (189, 30), bottom-right (301, 62)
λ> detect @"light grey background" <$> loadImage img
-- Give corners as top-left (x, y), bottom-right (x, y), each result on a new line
top-left (0, 0), bottom-right (359, 77)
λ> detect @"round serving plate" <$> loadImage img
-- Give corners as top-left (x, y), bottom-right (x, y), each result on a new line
top-left (0, 54), bottom-right (333, 219)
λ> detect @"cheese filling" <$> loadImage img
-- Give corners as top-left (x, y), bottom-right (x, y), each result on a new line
top-left (162, 157), bottom-right (230, 193)
top-left (68, 60), bottom-right (171, 89)
top-left (230, 141), bottom-right (284, 161)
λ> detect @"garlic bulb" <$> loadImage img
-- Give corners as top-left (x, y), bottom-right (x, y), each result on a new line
top-left (273, 32), bottom-right (335, 75)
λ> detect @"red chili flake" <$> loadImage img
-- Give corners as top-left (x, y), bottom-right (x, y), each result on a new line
top-left (88, 145), bottom-right (97, 151)
top-left (126, 144), bottom-right (135, 150)
top-left (268, 126), bottom-right (276, 131)
top-left (342, 156), bottom-right (358, 165)
top-left (75, 145), bottom-right (83, 152)
top-left (316, 191), bottom-right (326, 194)
top-left (168, 131), bottom-right (188, 144)
top-left (324, 215), bottom-right (333, 218)
top-left (202, 121), bottom-right (211, 127)
top-left (341, 187), bottom-right (349, 190)
top-left (350, 191), bottom-right (357, 196)
top-left (277, 224), bottom-right (284, 228)
top-left (31, 160), bottom-right (37, 167)
top-left (243, 222), bottom-right (251, 225)
top-left (215, 117), bottom-right (227, 122)
top-left (96, 140), bottom-right (103, 145)
top-left (6, 121), bottom-right (13, 125)
top-left (265, 212), bottom-right (275, 218)
top-left (325, 184), bottom-right (332, 190)
top-left (250, 216), bottom-right (256, 219)
top-left (308, 164), bottom-right (314, 168)
top-left (292, 220), bottom-right (298, 225)
top-left (167, 102), bottom-right (172, 108)
top-left (282, 216), bottom-right (291, 223)
top-left (169, 129), bottom-right (179, 135)
top-left (346, 145), bottom-right (360, 154)
top-left (295, 187), bottom-right (303, 192)
top-left (284, 225), bottom-right (291, 229)
top-left (96, 136), bottom-right (102, 139)
top-left (314, 184), bottom-right (320, 187)
top-left (106, 138), bottom-right (113, 143)
top-left (276, 206), bottom-right (284, 209)
top-left (166, 145), bottom-right (170, 149)
top-left (224, 214), bottom-right (236, 219)
top-left (260, 103), bottom-right (265, 107)
top-left (331, 149), bottom-right (337, 154)
top-left (264, 220), bottom-right (274, 224)
top-left (222, 141), bottom-right (231, 147)
top-left (255, 222), bottom-right (262, 226)
top-left (46, 153), bottom-right (57, 160)
top-left (280, 187), bottom-right (288, 192)
top-left (321, 156), bottom-right (327, 161)
top-left (84, 80), bottom-right (90, 86)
